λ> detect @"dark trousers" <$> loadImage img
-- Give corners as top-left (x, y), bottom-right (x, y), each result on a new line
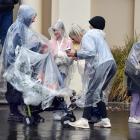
top-left (83, 101), bottom-right (107, 120)
top-left (5, 82), bottom-right (23, 114)
top-left (0, 10), bottom-right (13, 46)
top-left (83, 60), bottom-right (116, 120)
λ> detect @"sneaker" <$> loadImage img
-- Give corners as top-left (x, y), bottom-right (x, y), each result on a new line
top-left (135, 116), bottom-right (140, 122)
top-left (128, 117), bottom-right (140, 123)
top-left (94, 118), bottom-right (111, 128)
top-left (68, 118), bottom-right (89, 129)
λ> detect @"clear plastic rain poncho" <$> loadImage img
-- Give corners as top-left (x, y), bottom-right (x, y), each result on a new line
top-left (69, 24), bottom-right (87, 93)
top-left (74, 29), bottom-right (116, 107)
top-left (0, 5), bottom-right (73, 109)
top-left (48, 20), bottom-right (74, 86)
top-left (125, 42), bottom-right (140, 87)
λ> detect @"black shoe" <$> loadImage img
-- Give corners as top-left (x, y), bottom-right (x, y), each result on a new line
top-left (33, 114), bottom-right (45, 123)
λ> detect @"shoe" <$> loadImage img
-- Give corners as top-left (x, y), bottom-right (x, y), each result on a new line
top-left (33, 114), bottom-right (45, 123)
top-left (94, 118), bottom-right (111, 128)
top-left (128, 117), bottom-right (140, 123)
top-left (8, 113), bottom-right (24, 122)
top-left (68, 118), bottom-right (89, 129)
top-left (135, 116), bottom-right (140, 122)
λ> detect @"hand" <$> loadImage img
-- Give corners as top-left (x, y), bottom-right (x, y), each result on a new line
top-left (36, 79), bottom-right (42, 83)
top-left (67, 52), bottom-right (75, 57)
top-left (66, 49), bottom-right (76, 57)
top-left (40, 44), bottom-right (48, 54)
top-left (71, 57), bottom-right (78, 61)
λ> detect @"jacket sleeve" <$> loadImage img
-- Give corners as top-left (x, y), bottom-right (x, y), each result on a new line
top-left (77, 35), bottom-right (96, 59)
top-left (128, 42), bottom-right (140, 67)
top-left (3, 33), bottom-right (22, 68)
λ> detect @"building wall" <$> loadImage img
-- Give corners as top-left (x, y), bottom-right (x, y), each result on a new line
top-left (91, 0), bottom-right (134, 47)
top-left (14, 0), bottom-right (140, 47)
top-left (134, 0), bottom-right (140, 35)
top-left (13, 3), bottom-right (19, 20)
top-left (42, 0), bottom-right (52, 38)
top-left (52, 0), bottom-right (91, 33)
top-left (51, 0), bottom-right (59, 25)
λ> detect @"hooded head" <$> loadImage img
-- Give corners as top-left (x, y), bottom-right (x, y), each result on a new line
top-left (17, 4), bottom-right (37, 27)
top-left (89, 16), bottom-right (105, 30)
top-left (48, 19), bottom-right (67, 40)
top-left (69, 24), bottom-right (85, 44)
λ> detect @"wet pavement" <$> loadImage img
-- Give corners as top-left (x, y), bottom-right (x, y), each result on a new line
top-left (0, 105), bottom-right (140, 140)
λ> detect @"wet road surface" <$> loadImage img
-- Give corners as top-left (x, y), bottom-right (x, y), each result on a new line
top-left (0, 105), bottom-right (140, 140)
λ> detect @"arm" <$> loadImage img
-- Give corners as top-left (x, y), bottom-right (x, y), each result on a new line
top-left (4, 33), bottom-right (22, 68)
top-left (11, 32), bottom-right (22, 58)
top-left (128, 43), bottom-right (140, 68)
top-left (76, 35), bottom-right (96, 59)
top-left (66, 39), bottom-right (73, 64)
top-left (39, 44), bottom-right (49, 54)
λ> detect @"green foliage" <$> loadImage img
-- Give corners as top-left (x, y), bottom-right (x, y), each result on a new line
top-left (109, 35), bottom-right (139, 102)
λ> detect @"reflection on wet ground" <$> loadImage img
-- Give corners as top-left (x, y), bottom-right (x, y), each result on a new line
top-left (0, 105), bottom-right (140, 140)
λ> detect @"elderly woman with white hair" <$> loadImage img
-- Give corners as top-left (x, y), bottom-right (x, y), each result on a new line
top-left (48, 20), bottom-right (74, 120)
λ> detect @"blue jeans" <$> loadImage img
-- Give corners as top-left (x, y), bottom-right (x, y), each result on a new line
top-left (0, 10), bottom-right (13, 46)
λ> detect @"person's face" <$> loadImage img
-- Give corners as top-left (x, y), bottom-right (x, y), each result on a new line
top-left (89, 25), bottom-right (93, 29)
top-left (31, 15), bottom-right (36, 23)
top-left (70, 35), bottom-right (82, 44)
top-left (53, 28), bottom-right (62, 40)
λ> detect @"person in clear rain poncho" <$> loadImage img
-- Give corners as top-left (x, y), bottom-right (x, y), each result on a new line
top-left (125, 41), bottom-right (140, 123)
top-left (48, 20), bottom-right (74, 120)
top-left (69, 24), bottom-right (87, 93)
top-left (67, 16), bottom-right (117, 128)
top-left (48, 20), bottom-right (73, 83)
top-left (1, 4), bottom-right (37, 122)
top-left (1, 5), bottom-right (71, 122)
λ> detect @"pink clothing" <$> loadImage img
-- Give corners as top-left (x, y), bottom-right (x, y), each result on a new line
top-left (38, 37), bottom-right (73, 86)
top-left (49, 37), bottom-right (73, 76)
top-left (49, 38), bottom-right (72, 56)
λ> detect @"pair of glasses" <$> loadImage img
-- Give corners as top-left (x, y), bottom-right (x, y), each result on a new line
top-left (71, 38), bottom-right (75, 41)
top-left (52, 29), bottom-right (57, 32)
